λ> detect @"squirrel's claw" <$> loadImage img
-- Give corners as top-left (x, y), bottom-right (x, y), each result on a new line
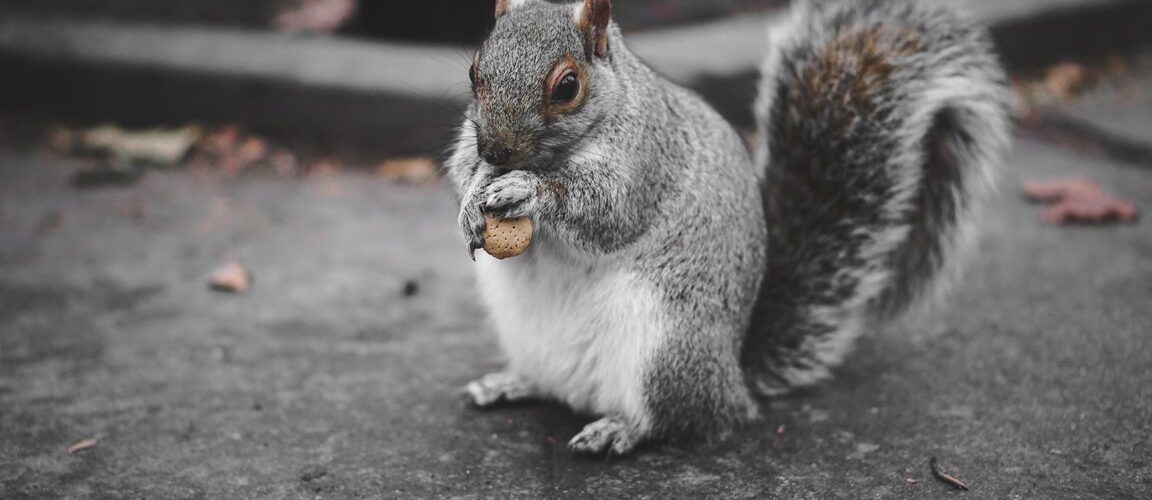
top-left (568, 417), bottom-right (642, 457)
top-left (458, 199), bottom-right (487, 262)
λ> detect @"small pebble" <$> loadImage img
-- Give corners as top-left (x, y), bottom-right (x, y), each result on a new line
top-left (403, 280), bottom-right (420, 297)
top-left (300, 468), bottom-right (327, 482)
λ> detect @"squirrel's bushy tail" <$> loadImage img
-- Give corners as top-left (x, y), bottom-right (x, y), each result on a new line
top-left (742, 0), bottom-right (1010, 396)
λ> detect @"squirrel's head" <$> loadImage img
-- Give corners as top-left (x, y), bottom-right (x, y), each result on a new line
top-left (468, 0), bottom-right (615, 169)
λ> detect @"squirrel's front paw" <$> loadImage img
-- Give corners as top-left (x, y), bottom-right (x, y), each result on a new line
top-left (481, 172), bottom-right (540, 219)
top-left (457, 201), bottom-right (486, 258)
top-left (569, 417), bottom-right (643, 456)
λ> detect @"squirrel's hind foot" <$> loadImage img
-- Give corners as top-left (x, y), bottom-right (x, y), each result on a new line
top-left (568, 417), bottom-right (643, 456)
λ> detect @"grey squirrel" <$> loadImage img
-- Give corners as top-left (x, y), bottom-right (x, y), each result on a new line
top-left (445, 0), bottom-right (1009, 455)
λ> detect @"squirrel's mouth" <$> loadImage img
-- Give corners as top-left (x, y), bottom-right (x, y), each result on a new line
top-left (484, 137), bottom-right (559, 172)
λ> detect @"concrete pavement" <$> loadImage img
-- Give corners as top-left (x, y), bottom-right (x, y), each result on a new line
top-left (2, 90), bottom-right (1151, 498)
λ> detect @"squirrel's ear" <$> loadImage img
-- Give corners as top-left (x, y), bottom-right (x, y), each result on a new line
top-left (495, 0), bottom-right (530, 19)
top-left (576, 0), bottom-right (611, 58)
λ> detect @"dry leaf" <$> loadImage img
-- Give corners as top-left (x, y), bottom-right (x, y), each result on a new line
top-left (377, 157), bottom-right (440, 184)
top-left (307, 160), bottom-right (341, 176)
top-left (46, 127), bottom-right (77, 153)
top-left (273, 0), bottom-right (357, 33)
top-left (238, 137), bottom-right (268, 165)
top-left (67, 438), bottom-right (97, 455)
top-left (269, 150), bottom-right (300, 177)
top-left (80, 125), bottom-right (203, 165)
top-left (203, 125), bottom-right (241, 155)
top-left (209, 261), bottom-right (252, 293)
top-left (929, 457), bottom-right (970, 491)
top-left (1045, 63), bottom-right (1089, 101)
top-left (1024, 178), bottom-right (1140, 225)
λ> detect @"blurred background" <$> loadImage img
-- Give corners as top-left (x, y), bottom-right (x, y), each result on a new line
top-left (1, 0), bottom-right (1150, 165)
top-left (1, 1), bottom-right (1150, 498)
top-left (0, 0), bottom-right (788, 164)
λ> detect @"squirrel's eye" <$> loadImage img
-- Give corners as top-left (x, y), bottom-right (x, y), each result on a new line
top-left (469, 63), bottom-right (479, 92)
top-left (551, 71), bottom-right (580, 103)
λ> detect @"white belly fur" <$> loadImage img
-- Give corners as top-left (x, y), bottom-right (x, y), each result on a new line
top-left (474, 240), bottom-right (664, 430)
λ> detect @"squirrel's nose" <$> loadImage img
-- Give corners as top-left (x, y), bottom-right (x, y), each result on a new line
top-left (481, 144), bottom-right (513, 166)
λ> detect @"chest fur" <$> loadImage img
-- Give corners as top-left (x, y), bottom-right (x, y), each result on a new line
top-left (474, 243), bottom-right (665, 424)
